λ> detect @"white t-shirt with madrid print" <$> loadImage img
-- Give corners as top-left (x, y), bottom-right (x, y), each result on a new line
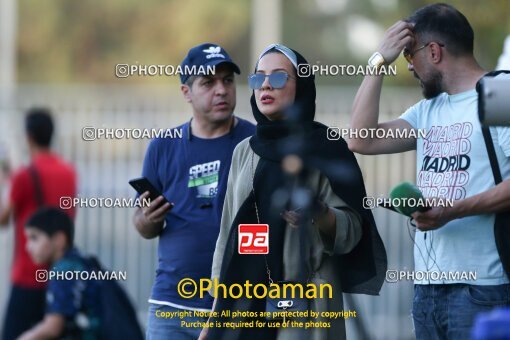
top-left (400, 84), bottom-right (510, 285)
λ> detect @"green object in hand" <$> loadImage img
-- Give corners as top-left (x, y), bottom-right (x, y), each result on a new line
top-left (389, 181), bottom-right (425, 217)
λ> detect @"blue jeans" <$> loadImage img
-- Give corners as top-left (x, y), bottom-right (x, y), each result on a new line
top-left (412, 284), bottom-right (510, 340)
top-left (146, 303), bottom-right (208, 340)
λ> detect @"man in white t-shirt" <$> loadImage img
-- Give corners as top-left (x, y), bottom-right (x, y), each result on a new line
top-left (348, 3), bottom-right (510, 339)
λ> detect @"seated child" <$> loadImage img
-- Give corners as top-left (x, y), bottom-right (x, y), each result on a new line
top-left (18, 207), bottom-right (100, 340)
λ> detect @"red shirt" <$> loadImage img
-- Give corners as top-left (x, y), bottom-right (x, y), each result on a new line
top-left (10, 152), bottom-right (76, 289)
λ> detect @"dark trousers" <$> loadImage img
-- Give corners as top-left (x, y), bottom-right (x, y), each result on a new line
top-left (2, 285), bottom-right (46, 340)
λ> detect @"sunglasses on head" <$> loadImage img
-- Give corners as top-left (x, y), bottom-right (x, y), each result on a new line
top-left (403, 42), bottom-right (445, 64)
top-left (248, 72), bottom-right (295, 90)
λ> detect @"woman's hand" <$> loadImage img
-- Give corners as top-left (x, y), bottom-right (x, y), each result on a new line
top-left (281, 209), bottom-right (303, 228)
top-left (281, 201), bottom-right (330, 229)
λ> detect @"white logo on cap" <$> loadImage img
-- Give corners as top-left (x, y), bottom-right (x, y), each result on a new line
top-left (203, 46), bottom-right (225, 59)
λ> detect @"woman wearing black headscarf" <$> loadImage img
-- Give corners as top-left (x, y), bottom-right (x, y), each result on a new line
top-left (203, 44), bottom-right (386, 340)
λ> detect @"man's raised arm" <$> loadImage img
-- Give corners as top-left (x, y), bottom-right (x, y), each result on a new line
top-left (348, 20), bottom-right (417, 155)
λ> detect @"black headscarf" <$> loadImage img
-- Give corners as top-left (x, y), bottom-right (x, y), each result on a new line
top-left (249, 48), bottom-right (316, 150)
top-left (247, 46), bottom-right (387, 293)
top-left (209, 46), bottom-right (387, 340)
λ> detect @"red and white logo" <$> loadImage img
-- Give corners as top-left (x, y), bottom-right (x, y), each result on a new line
top-left (238, 224), bottom-right (269, 254)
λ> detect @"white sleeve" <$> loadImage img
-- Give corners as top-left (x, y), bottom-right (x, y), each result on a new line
top-left (399, 103), bottom-right (420, 129)
top-left (495, 127), bottom-right (510, 157)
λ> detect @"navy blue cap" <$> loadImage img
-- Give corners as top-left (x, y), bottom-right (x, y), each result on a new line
top-left (180, 43), bottom-right (241, 84)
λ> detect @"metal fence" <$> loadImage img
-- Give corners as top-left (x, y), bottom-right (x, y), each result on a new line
top-left (0, 84), bottom-right (422, 339)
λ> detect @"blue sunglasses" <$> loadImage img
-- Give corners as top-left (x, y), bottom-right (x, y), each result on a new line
top-left (248, 72), bottom-right (295, 90)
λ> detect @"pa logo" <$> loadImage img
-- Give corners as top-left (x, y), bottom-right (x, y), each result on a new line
top-left (238, 224), bottom-right (269, 254)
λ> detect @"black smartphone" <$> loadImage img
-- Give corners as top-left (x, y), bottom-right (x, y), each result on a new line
top-left (129, 177), bottom-right (170, 205)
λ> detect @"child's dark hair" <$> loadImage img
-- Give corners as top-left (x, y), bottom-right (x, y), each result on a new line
top-left (25, 108), bottom-right (54, 147)
top-left (25, 207), bottom-right (74, 247)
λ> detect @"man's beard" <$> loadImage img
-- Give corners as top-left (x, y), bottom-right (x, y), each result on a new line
top-left (415, 70), bottom-right (443, 99)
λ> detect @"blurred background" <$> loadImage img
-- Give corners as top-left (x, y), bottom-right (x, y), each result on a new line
top-left (0, 0), bottom-right (508, 339)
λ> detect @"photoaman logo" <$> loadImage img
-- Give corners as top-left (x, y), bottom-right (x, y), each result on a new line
top-left (238, 224), bottom-right (269, 254)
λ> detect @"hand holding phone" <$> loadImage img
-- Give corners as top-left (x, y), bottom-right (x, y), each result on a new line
top-left (129, 177), bottom-right (173, 224)
top-left (129, 177), bottom-right (170, 203)
top-left (138, 191), bottom-right (173, 224)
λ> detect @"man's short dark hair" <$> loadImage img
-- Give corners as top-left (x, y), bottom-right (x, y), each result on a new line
top-left (25, 108), bottom-right (54, 147)
top-left (25, 207), bottom-right (74, 248)
top-left (407, 3), bottom-right (474, 57)
top-left (185, 76), bottom-right (197, 88)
